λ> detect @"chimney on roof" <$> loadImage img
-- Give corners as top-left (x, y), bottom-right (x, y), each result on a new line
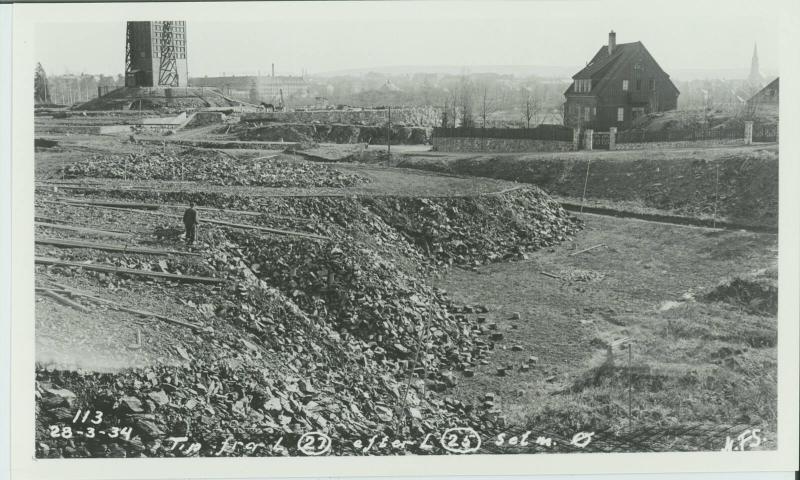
top-left (608, 30), bottom-right (616, 55)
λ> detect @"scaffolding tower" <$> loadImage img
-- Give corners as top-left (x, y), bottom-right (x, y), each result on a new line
top-left (157, 21), bottom-right (179, 87)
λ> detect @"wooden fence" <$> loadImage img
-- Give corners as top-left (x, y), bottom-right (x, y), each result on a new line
top-left (753, 124), bottom-right (778, 143)
top-left (433, 125), bottom-right (574, 142)
top-left (616, 127), bottom-right (742, 144)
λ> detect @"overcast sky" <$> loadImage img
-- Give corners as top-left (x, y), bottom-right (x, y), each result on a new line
top-left (34, 0), bottom-right (780, 80)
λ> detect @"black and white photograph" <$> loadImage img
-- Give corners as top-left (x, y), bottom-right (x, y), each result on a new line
top-left (3, 0), bottom-right (799, 478)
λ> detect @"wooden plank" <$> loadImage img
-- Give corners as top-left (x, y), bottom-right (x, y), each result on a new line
top-left (59, 198), bottom-right (162, 210)
top-left (36, 221), bottom-right (134, 239)
top-left (52, 202), bottom-right (329, 240)
top-left (199, 216), bottom-right (329, 240)
top-left (35, 257), bottom-right (223, 284)
top-left (38, 288), bottom-right (90, 313)
top-left (189, 206), bottom-right (309, 222)
top-left (540, 271), bottom-right (562, 280)
top-left (568, 243), bottom-right (606, 257)
top-left (45, 283), bottom-right (203, 331)
top-left (215, 149), bottom-right (239, 160)
top-left (35, 237), bottom-right (199, 256)
top-left (42, 198), bottom-right (310, 222)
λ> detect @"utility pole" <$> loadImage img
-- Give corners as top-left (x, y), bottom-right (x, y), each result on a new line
top-left (387, 106), bottom-right (391, 158)
top-left (628, 343), bottom-right (633, 433)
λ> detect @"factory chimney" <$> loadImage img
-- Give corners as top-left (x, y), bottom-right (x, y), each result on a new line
top-left (608, 30), bottom-right (616, 55)
top-left (271, 63), bottom-right (275, 78)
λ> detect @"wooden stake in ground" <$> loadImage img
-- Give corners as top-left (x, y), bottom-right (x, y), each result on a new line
top-left (580, 159), bottom-right (591, 213)
top-left (713, 162), bottom-right (719, 229)
top-left (628, 343), bottom-right (633, 433)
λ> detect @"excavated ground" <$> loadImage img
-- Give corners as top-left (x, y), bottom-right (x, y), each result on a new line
top-left (33, 136), bottom-right (778, 456)
top-left (34, 139), bottom-right (588, 457)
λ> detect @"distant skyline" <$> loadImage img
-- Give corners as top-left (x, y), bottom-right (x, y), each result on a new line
top-left (35, 0), bottom-right (780, 80)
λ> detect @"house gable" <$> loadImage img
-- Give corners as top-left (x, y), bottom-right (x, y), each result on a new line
top-left (592, 43), bottom-right (679, 99)
top-left (563, 32), bottom-right (680, 130)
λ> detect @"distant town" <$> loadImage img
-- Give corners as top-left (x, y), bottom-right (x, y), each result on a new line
top-left (35, 29), bottom-right (776, 130)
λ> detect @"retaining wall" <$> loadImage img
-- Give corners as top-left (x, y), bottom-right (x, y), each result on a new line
top-left (241, 107), bottom-right (441, 127)
top-left (432, 136), bottom-right (575, 153)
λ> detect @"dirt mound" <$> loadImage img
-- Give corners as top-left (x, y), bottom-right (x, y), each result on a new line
top-left (226, 230), bottom-right (480, 370)
top-left (59, 149), bottom-right (368, 188)
top-left (35, 269), bottom-right (476, 457)
top-left (399, 147), bottom-right (779, 229)
top-left (363, 191), bottom-right (580, 266)
top-left (704, 268), bottom-right (777, 315)
top-left (34, 183), bottom-right (580, 457)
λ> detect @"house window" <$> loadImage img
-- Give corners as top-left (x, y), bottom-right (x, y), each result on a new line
top-left (617, 107), bottom-right (624, 122)
top-left (636, 79), bottom-right (642, 90)
top-left (584, 107), bottom-right (590, 121)
top-left (649, 78), bottom-right (656, 91)
top-left (574, 79), bottom-right (591, 93)
top-left (622, 80), bottom-right (629, 91)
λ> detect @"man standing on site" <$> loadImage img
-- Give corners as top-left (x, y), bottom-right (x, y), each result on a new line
top-left (183, 201), bottom-right (199, 246)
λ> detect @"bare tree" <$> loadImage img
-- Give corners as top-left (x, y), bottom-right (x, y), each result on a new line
top-left (521, 88), bottom-right (541, 129)
top-left (34, 62), bottom-right (51, 105)
top-left (458, 76), bottom-right (475, 128)
top-left (449, 92), bottom-right (459, 128)
top-left (479, 85), bottom-right (497, 128)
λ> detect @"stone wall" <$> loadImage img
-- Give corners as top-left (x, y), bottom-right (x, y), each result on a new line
top-left (241, 107), bottom-right (441, 127)
top-left (240, 123), bottom-right (430, 145)
top-left (432, 136), bottom-right (575, 153)
top-left (614, 138), bottom-right (745, 150)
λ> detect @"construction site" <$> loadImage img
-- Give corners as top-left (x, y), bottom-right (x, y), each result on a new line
top-left (32, 21), bottom-right (779, 458)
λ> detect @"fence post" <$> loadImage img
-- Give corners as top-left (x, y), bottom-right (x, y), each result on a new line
top-left (744, 121), bottom-right (753, 145)
top-left (572, 128), bottom-right (581, 150)
top-left (584, 129), bottom-right (594, 151)
top-left (609, 127), bottom-right (617, 150)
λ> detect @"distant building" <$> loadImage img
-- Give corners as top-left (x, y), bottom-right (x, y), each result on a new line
top-left (563, 31), bottom-right (679, 131)
top-left (125, 21), bottom-right (189, 87)
top-left (748, 43), bottom-right (764, 88)
top-left (747, 78), bottom-right (780, 109)
top-left (380, 80), bottom-right (401, 92)
top-left (191, 74), bottom-right (310, 103)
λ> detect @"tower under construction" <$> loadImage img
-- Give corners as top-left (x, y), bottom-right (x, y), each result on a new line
top-left (125, 21), bottom-right (188, 88)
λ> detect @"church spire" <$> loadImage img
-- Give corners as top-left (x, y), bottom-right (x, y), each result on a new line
top-left (749, 42), bottom-right (762, 86)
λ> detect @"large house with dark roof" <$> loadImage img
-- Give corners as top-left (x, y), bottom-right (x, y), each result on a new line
top-left (563, 31), bottom-right (679, 131)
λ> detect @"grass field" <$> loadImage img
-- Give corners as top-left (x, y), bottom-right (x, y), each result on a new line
top-left (435, 212), bottom-right (777, 446)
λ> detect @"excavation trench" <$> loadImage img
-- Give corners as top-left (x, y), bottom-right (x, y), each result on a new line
top-left (35, 186), bottom-right (583, 457)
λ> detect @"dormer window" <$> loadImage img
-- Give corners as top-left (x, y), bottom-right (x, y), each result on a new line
top-left (575, 79), bottom-right (591, 93)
